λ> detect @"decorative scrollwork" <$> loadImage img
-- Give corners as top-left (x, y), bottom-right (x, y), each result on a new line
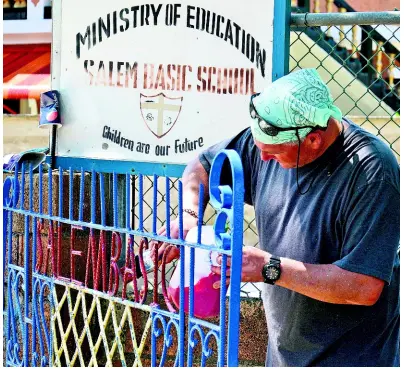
top-left (32, 278), bottom-right (51, 366)
top-left (3, 152), bottom-right (245, 367)
top-left (208, 150), bottom-right (245, 252)
top-left (208, 149), bottom-right (245, 366)
top-left (3, 175), bottom-right (20, 208)
top-left (7, 270), bottom-right (24, 366)
top-left (151, 314), bottom-right (181, 367)
top-left (202, 331), bottom-right (220, 364)
top-left (188, 324), bottom-right (207, 365)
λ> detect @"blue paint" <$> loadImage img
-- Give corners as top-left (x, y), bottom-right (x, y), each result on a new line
top-left (3, 177), bottom-right (14, 208)
top-left (79, 168), bottom-right (85, 222)
top-left (125, 173), bottom-right (130, 229)
top-left (69, 167), bottom-right (73, 220)
top-left (165, 176), bottom-right (171, 239)
top-left (91, 170), bottom-right (96, 224)
top-left (179, 242), bottom-right (185, 366)
top-left (178, 179), bottom-right (185, 366)
top-left (113, 172), bottom-right (118, 228)
top-left (216, 151), bottom-right (245, 366)
top-left (3, 207), bottom-right (8, 290)
top-left (14, 163), bottom-right (20, 209)
top-left (4, 148), bottom-right (245, 367)
top-left (178, 181), bottom-right (184, 241)
top-left (39, 164), bottom-right (43, 218)
top-left (46, 156), bottom-right (186, 177)
top-left (59, 167), bottom-right (63, 218)
top-left (272, 0), bottom-right (291, 81)
top-left (151, 311), bottom-right (158, 367)
top-left (31, 219), bottom-right (38, 367)
top-left (99, 173), bottom-right (106, 227)
top-left (23, 215), bottom-right (30, 366)
top-left (138, 174), bottom-right (144, 231)
top-left (20, 162), bottom-right (26, 210)
top-left (29, 165), bottom-right (33, 212)
top-left (219, 252), bottom-right (228, 367)
top-left (152, 174), bottom-right (158, 235)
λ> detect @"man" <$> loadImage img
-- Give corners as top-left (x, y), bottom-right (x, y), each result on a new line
top-left (157, 69), bottom-right (400, 366)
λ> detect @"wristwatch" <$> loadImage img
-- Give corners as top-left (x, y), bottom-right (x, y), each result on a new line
top-left (262, 256), bottom-right (281, 285)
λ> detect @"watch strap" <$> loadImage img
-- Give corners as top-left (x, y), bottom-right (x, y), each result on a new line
top-left (262, 256), bottom-right (281, 285)
top-left (269, 256), bottom-right (281, 266)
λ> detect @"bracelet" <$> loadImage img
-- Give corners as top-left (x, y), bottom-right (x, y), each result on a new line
top-left (183, 208), bottom-right (199, 220)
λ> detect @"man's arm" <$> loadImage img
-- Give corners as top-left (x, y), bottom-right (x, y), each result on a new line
top-left (180, 156), bottom-right (210, 214)
top-left (212, 246), bottom-right (385, 306)
top-left (276, 254), bottom-right (385, 305)
top-left (156, 157), bottom-right (209, 261)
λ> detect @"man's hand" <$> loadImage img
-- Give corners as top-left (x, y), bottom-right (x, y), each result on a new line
top-left (211, 245), bottom-right (384, 306)
top-left (211, 246), bottom-right (270, 288)
top-left (153, 212), bottom-right (199, 263)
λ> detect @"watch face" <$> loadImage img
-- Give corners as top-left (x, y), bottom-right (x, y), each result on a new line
top-left (267, 267), bottom-right (280, 280)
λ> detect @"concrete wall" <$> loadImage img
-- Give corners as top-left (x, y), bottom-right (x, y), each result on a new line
top-left (3, 114), bottom-right (49, 155)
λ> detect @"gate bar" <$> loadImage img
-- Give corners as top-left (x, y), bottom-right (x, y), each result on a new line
top-left (291, 11), bottom-right (400, 27)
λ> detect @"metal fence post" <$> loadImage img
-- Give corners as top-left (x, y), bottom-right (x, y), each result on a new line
top-left (273, 0), bottom-right (291, 81)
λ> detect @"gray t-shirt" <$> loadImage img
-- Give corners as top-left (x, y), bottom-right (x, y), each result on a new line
top-left (199, 120), bottom-right (400, 367)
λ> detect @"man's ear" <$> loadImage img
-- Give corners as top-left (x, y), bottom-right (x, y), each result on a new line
top-left (305, 132), bottom-right (322, 150)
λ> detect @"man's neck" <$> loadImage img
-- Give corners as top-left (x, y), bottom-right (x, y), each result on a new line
top-left (301, 119), bottom-right (345, 166)
top-left (318, 119), bottom-right (344, 156)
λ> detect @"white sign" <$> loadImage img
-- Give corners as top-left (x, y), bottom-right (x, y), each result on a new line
top-left (54, 1), bottom-right (273, 164)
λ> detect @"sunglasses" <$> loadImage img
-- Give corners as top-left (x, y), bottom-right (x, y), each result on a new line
top-left (249, 93), bottom-right (316, 137)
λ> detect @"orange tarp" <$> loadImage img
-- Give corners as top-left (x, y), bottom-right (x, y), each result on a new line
top-left (3, 44), bottom-right (51, 100)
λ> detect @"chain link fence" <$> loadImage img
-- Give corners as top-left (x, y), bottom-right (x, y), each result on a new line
top-left (290, 12), bottom-right (400, 158)
top-left (4, 11), bottom-right (400, 307)
top-left (128, 175), bottom-right (261, 299)
top-left (134, 10), bottom-right (400, 301)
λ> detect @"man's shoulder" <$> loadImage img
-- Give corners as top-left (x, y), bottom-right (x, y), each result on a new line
top-left (343, 118), bottom-right (399, 189)
top-left (234, 127), bottom-right (254, 144)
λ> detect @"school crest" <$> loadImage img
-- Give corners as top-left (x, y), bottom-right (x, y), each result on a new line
top-left (140, 93), bottom-right (183, 138)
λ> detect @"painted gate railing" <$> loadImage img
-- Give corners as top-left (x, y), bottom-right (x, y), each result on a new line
top-left (3, 150), bottom-right (244, 367)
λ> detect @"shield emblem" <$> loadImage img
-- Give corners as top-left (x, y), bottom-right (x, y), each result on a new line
top-left (140, 93), bottom-right (183, 138)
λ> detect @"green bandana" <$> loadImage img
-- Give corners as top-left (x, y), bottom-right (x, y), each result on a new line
top-left (251, 68), bottom-right (342, 145)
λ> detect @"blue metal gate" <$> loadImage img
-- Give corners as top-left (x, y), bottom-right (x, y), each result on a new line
top-left (3, 150), bottom-right (244, 367)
